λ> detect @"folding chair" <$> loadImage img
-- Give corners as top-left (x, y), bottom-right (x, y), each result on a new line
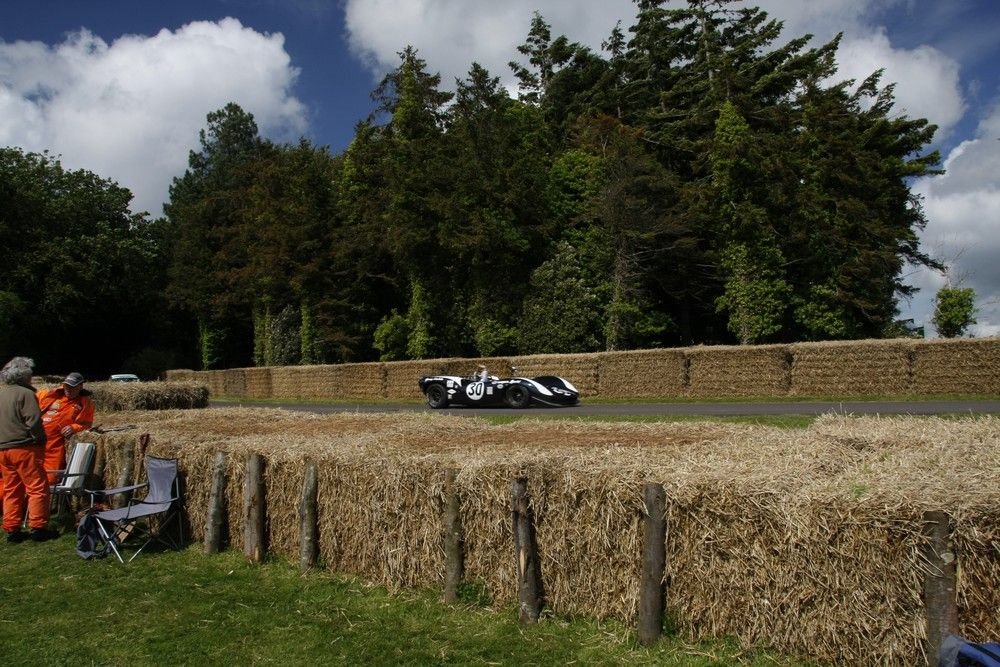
top-left (49, 442), bottom-right (96, 516)
top-left (87, 456), bottom-right (183, 563)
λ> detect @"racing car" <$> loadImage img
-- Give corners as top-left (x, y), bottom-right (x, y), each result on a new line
top-left (418, 367), bottom-right (579, 409)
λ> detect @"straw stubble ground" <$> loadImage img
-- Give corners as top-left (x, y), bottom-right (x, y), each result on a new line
top-left (90, 408), bottom-right (1000, 666)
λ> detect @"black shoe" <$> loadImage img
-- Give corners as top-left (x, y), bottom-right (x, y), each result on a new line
top-left (29, 528), bottom-right (59, 543)
top-left (6, 530), bottom-right (27, 544)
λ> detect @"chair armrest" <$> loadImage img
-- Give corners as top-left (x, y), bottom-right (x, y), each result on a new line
top-left (86, 482), bottom-right (148, 497)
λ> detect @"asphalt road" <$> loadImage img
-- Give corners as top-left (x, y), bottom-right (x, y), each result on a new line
top-left (212, 399), bottom-right (1000, 417)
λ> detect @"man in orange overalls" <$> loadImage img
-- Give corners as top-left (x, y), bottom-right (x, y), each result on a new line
top-left (36, 372), bottom-right (94, 484)
top-left (0, 356), bottom-right (53, 543)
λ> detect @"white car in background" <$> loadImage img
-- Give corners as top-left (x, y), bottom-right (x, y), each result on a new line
top-left (109, 373), bottom-right (140, 382)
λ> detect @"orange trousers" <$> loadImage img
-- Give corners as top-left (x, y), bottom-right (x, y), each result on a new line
top-left (44, 438), bottom-right (66, 485)
top-left (0, 445), bottom-right (50, 532)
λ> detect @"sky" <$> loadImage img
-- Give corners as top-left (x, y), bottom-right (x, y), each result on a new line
top-left (1, 0), bottom-right (998, 337)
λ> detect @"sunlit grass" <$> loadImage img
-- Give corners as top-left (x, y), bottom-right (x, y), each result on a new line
top-left (0, 539), bottom-right (811, 666)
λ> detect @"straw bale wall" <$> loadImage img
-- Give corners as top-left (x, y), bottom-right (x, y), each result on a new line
top-left (911, 338), bottom-right (1000, 395)
top-left (164, 336), bottom-right (1000, 400)
top-left (685, 344), bottom-right (790, 398)
top-left (598, 349), bottom-right (687, 398)
top-left (269, 363), bottom-right (384, 400)
top-left (791, 339), bottom-right (914, 396)
top-left (87, 410), bottom-right (1000, 666)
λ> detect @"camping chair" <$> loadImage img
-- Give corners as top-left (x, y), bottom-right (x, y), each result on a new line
top-left (87, 456), bottom-right (183, 563)
top-left (49, 442), bottom-right (96, 516)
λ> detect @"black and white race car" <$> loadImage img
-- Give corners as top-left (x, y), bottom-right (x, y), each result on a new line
top-left (418, 369), bottom-right (579, 409)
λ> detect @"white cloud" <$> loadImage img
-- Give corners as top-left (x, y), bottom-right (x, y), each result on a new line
top-left (836, 31), bottom-right (965, 136)
top-left (0, 18), bottom-right (306, 216)
top-left (906, 101), bottom-right (1000, 336)
top-left (344, 0), bottom-right (634, 89)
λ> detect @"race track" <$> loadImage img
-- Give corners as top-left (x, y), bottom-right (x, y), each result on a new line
top-left (212, 399), bottom-right (1000, 417)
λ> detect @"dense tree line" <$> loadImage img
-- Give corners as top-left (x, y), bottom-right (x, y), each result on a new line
top-left (2, 1), bottom-right (947, 374)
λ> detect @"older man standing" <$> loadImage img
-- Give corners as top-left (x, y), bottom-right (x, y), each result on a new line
top-left (0, 356), bottom-right (55, 543)
top-left (36, 371), bottom-right (94, 484)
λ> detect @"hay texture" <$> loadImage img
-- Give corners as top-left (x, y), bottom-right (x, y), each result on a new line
top-left (790, 339), bottom-right (914, 396)
top-left (84, 381), bottom-right (209, 412)
top-left (911, 337), bottom-right (1000, 396)
top-left (90, 409), bottom-right (1000, 666)
top-left (268, 363), bottom-right (385, 400)
top-left (598, 348), bottom-right (686, 398)
top-left (685, 344), bottom-right (790, 398)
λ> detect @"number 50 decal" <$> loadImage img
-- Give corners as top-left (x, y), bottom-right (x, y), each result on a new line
top-left (465, 382), bottom-right (485, 400)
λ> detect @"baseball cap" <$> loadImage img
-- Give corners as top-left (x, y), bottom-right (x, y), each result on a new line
top-left (63, 372), bottom-right (85, 387)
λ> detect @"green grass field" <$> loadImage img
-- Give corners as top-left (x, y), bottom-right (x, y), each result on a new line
top-left (1, 537), bottom-right (810, 666)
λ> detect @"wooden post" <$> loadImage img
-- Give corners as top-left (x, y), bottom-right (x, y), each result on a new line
top-left (299, 461), bottom-right (319, 572)
top-left (203, 452), bottom-right (228, 555)
top-left (923, 510), bottom-right (958, 665)
top-left (638, 482), bottom-right (667, 646)
top-left (243, 453), bottom-right (266, 563)
top-left (113, 440), bottom-right (136, 508)
top-left (442, 468), bottom-right (464, 604)
top-left (512, 477), bottom-right (544, 623)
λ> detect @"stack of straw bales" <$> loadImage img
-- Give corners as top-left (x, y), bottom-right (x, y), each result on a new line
top-left (90, 409), bottom-right (1000, 665)
top-left (911, 338), bottom-right (1000, 395)
top-left (81, 381), bottom-right (209, 412)
top-left (686, 344), bottom-right (790, 397)
top-left (598, 349), bottom-right (686, 398)
top-left (791, 339), bottom-right (915, 396)
top-left (269, 363), bottom-right (384, 400)
top-left (165, 336), bottom-right (1000, 402)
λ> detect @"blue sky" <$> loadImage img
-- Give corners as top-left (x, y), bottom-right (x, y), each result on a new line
top-left (2, 0), bottom-right (998, 335)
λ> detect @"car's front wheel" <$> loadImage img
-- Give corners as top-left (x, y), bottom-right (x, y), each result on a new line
top-left (505, 384), bottom-right (531, 409)
top-left (426, 384), bottom-right (449, 409)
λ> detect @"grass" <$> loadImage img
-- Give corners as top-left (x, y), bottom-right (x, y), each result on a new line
top-left (0, 538), bottom-right (810, 666)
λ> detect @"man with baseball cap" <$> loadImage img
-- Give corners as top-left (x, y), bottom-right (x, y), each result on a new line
top-left (36, 371), bottom-right (94, 485)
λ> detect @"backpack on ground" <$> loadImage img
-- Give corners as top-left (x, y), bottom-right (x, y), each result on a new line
top-left (76, 509), bottom-right (111, 560)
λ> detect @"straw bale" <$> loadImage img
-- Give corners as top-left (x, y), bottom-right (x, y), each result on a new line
top-left (911, 337), bottom-right (1000, 395)
top-left (85, 409), bottom-right (1000, 666)
top-left (163, 369), bottom-right (199, 382)
top-left (598, 348), bottom-right (687, 398)
top-left (685, 344), bottom-right (790, 398)
top-left (790, 339), bottom-right (914, 396)
top-left (268, 363), bottom-right (385, 400)
top-left (87, 381), bottom-right (209, 411)
top-left (509, 352), bottom-right (601, 397)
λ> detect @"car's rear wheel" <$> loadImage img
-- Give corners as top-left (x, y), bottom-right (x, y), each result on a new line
top-left (505, 384), bottom-right (531, 409)
top-left (426, 384), bottom-right (449, 409)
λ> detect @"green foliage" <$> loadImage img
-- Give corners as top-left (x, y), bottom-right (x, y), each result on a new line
top-left (151, 3), bottom-right (945, 364)
top-left (519, 241), bottom-right (602, 353)
top-left (932, 285), bottom-right (977, 338)
top-left (0, 147), bottom-right (163, 372)
top-left (715, 243), bottom-right (790, 344)
top-left (373, 310), bottom-right (410, 361)
top-left (198, 318), bottom-right (223, 370)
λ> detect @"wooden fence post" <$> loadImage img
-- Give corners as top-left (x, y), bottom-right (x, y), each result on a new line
top-left (512, 477), bottom-right (544, 623)
top-left (923, 510), bottom-right (958, 665)
top-left (203, 451), bottom-right (228, 555)
top-left (638, 482), bottom-right (667, 646)
top-left (442, 468), bottom-right (464, 604)
top-left (299, 461), bottom-right (319, 572)
top-left (243, 453), bottom-right (266, 563)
